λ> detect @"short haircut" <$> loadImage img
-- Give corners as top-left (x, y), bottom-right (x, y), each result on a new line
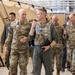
top-left (37, 7), bottom-right (47, 14)
top-left (9, 12), bottom-right (16, 17)
top-left (67, 17), bottom-right (70, 22)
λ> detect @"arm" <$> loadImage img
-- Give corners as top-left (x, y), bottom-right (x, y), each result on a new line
top-left (0, 25), bottom-right (7, 52)
top-left (20, 20), bottom-right (36, 43)
top-left (50, 24), bottom-right (58, 47)
top-left (5, 26), bottom-right (13, 48)
top-left (5, 26), bottom-right (13, 55)
top-left (62, 24), bottom-right (69, 40)
top-left (0, 25), bottom-right (7, 46)
top-left (28, 20), bottom-right (36, 41)
top-left (28, 27), bottom-right (35, 41)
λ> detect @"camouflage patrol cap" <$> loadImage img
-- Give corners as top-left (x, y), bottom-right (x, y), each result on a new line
top-left (36, 7), bottom-right (47, 13)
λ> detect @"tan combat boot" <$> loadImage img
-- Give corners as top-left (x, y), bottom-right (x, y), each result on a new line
top-left (57, 70), bottom-right (60, 75)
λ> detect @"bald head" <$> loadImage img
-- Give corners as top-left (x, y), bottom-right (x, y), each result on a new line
top-left (52, 15), bottom-right (58, 21)
top-left (18, 9), bottom-right (26, 23)
top-left (52, 15), bottom-right (58, 25)
top-left (18, 9), bottom-right (26, 14)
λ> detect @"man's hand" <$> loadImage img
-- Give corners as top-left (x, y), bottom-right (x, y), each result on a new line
top-left (20, 36), bottom-right (28, 43)
top-left (42, 45), bottom-right (50, 52)
top-left (31, 20), bottom-right (37, 28)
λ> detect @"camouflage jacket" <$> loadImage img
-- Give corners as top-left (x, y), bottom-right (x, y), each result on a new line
top-left (53, 24), bottom-right (64, 48)
top-left (5, 20), bottom-right (30, 49)
top-left (66, 24), bottom-right (75, 49)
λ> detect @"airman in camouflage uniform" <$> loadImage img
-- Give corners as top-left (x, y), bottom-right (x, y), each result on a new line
top-left (62, 17), bottom-right (70, 72)
top-left (52, 15), bottom-right (67, 75)
top-left (0, 12), bottom-right (16, 69)
top-left (66, 13), bottom-right (75, 75)
top-left (5, 9), bottom-right (30, 75)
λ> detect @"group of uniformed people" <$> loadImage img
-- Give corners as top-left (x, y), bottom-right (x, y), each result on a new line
top-left (0, 7), bottom-right (75, 75)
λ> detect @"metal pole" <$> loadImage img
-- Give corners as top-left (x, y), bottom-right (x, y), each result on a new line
top-left (64, 13), bottom-right (66, 24)
top-left (0, 0), bottom-right (9, 25)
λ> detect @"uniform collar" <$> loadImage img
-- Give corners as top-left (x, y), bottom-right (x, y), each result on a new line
top-left (16, 19), bottom-right (28, 25)
top-left (38, 19), bottom-right (49, 27)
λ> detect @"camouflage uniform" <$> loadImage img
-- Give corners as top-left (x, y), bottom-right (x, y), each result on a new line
top-left (5, 20), bottom-right (30, 75)
top-left (52, 24), bottom-right (64, 72)
top-left (29, 21), bottom-right (58, 75)
top-left (66, 24), bottom-right (75, 73)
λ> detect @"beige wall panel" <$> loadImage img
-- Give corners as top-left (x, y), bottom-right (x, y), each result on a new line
top-left (0, 17), bottom-right (4, 39)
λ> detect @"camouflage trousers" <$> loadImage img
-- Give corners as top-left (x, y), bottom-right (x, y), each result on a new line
top-left (71, 49), bottom-right (75, 73)
top-left (52, 47), bottom-right (62, 71)
top-left (9, 49), bottom-right (29, 75)
top-left (67, 46), bottom-right (72, 67)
